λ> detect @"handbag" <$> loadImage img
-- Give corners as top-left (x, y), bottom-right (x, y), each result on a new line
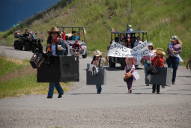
top-left (123, 72), bottom-right (132, 81)
top-left (147, 65), bottom-right (158, 75)
top-left (30, 52), bottom-right (45, 69)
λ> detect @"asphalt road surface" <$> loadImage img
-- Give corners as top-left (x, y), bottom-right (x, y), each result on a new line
top-left (0, 46), bottom-right (191, 128)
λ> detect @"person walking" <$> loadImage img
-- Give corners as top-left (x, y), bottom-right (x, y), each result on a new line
top-left (46, 27), bottom-right (68, 98)
top-left (166, 35), bottom-right (182, 85)
top-left (141, 43), bottom-right (155, 86)
top-left (151, 48), bottom-right (166, 94)
top-left (91, 50), bottom-right (105, 94)
top-left (124, 56), bottom-right (136, 93)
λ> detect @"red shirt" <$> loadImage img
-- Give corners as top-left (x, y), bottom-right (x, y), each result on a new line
top-left (151, 56), bottom-right (165, 67)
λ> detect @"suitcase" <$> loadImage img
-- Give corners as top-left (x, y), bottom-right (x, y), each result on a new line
top-left (149, 67), bottom-right (172, 85)
top-left (86, 64), bottom-right (105, 85)
top-left (37, 56), bottom-right (79, 82)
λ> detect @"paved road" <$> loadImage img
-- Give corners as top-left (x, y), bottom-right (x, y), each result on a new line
top-left (0, 46), bottom-right (191, 128)
top-left (0, 46), bottom-right (33, 60)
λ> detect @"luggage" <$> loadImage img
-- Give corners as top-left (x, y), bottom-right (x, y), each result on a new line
top-left (86, 64), bottom-right (105, 85)
top-left (30, 52), bottom-right (45, 69)
top-left (149, 67), bottom-right (173, 85)
top-left (37, 56), bottom-right (79, 82)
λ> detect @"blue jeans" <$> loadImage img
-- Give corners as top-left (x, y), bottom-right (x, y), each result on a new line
top-left (48, 82), bottom-right (64, 97)
top-left (167, 56), bottom-right (179, 83)
top-left (96, 84), bottom-right (102, 93)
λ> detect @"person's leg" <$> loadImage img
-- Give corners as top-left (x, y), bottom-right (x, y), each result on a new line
top-left (127, 78), bottom-right (133, 93)
top-left (157, 84), bottom-right (160, 94)
top-left (152, 84), bottom-right (156, 93)
top-left (144, 64), bottom-right (149, 86)
top-left (47, 82), bottom-right (55, 98)
top-left (171, 57), bottom-right (179, 84)
top-left (55, 82), bottom-right (64, 98)
top-left (166, 57), bottom-right (172, 68)
top-left (96, 84), bottom-right (102, 94)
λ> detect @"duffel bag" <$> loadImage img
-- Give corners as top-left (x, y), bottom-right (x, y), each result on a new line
top-left (30, 52), bottom-right (45, 69)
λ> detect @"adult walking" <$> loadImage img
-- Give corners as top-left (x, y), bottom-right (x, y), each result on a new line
top-left (141, 43), bottom-right (155, 86)
top-left (91, 50), bottom-right (105, 94)
top-left (46, 27), bottom-right (68, 98)
top-left (166, 35), bottom-right (182, 85)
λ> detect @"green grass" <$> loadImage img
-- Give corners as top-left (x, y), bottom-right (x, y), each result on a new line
top-left (0, 57), bottom-right (69, 98)
top-left (0, 57), bottom-right (24, 77)
top-left (1, 0), bottom-right (191, 60)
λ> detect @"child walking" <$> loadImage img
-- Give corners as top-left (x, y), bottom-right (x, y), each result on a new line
top-left (124, 56), bottom-right (136, 93)
top-left (151, 48), bottom-right (166, 94)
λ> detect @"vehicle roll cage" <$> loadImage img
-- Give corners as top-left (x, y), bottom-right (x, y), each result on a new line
top-left (111, 30), bottom-right (148, 42)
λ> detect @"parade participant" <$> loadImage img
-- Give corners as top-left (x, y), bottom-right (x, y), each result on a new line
top-left (46, 27), bottom-right (68, 98)
top-left (127, 24), bottom-right (133, 32)
top-left (91, 50), bottom-right (104, 94)
top-left (134, 36), bottom-right (143, 47)
top-left (166, 35), bottom-right (182, 85)
top-left (72, 40), bottom-right (81, 50)
top-left (141, 43), bottom-right (155, 86)
top-left (151, 48), bottom-right (165, 94)
top-left (71, 31), bottom-right (80, 40)
top-left (124, 56), bottom-right (136, 93)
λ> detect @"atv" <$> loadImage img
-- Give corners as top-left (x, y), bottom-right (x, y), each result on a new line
top-left (13, 31), bottom-right (43, 52)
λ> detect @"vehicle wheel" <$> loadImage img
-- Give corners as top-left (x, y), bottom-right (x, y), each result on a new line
top-left (13, 40), bottom-right (19, 49)
top-left (109, 57), bottom-right (115, 68)
top-left (82, 52), bottom-right (87, 58)
top-left (23, 43), bottom-right (31, 51)
top-left (18, 44), bottom-right (23, 50)
top-left (121, 61), bottom-right (126, 69)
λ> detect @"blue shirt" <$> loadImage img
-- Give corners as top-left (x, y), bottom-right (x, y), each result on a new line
top-left (51, 44), bottom-right (57, 56)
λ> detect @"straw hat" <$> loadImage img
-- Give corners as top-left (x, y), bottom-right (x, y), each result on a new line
top-left (155, 48), bottom-right (166, 56)
top-left (148, 42), bottom-right (153, 46)
top-left (170, 35), bottom-right (179, 41)
top-left (48, 27), bottom-right (60, 34)
top-left (94, 50), bottom-right (102, 56)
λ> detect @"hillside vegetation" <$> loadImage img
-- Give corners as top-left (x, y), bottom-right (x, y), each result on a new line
top-left (1, 0), bottom-right (191, 60)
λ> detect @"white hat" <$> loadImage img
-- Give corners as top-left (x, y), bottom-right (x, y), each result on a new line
top-left (171, 35), bottom-right (179, 41)
top-left (94, 50), bottom-right (102, 56)
top-left (128, 24), bottom-right (132, 28)
top-left (148, 42), bottom-right (153, 46)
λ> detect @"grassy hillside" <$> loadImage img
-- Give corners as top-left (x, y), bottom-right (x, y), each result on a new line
top-left (1, 0), bottom-right (191, 60)
top-left (0, 57), bottom-right (69, 98)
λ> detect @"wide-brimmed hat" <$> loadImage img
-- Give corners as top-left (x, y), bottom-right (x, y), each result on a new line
top-left (94, 50), bottom-right (102, 56)
top-left (128, 24), bottom-right (132, 28)
top-left (170, 35), bottom-right (179, 41)
top-left (155, 48), bottom-right (166, 56)
top-left (48, 27), bottom-right (60, 34)
top-left (148, 42), bottom-right (153, 46)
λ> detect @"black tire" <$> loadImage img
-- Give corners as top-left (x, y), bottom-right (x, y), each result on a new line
top-left (82, 52), bottom-right (87, 58)
top-left (120, 59), bottom-right (126, 69)
top-left (23, 42), bottom-right (31, 51)
top-left (109, 57), bottom-right (115, 68)
top-left (14, 40), bottom-right (23, 50)
top-left (13, 40), bottom-right (19, 49)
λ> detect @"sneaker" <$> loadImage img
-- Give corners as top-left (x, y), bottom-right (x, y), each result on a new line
top-left (47, 96), bottom-right (52, 99)
top-left (58, 93), bottom-right (63, 98)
